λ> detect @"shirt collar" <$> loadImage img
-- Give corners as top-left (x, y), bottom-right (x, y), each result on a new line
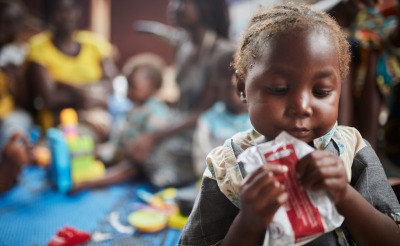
top-left (313, 122), bottom-right (345, 156)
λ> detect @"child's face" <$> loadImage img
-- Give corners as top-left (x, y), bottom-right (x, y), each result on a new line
top-left (127, 69), bottom-right (156, 104)
top-left (242, 30), bottom-right (341, 143)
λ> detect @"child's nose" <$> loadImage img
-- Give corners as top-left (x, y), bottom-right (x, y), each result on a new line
top-left (288, 93), bottom-right (312, 117)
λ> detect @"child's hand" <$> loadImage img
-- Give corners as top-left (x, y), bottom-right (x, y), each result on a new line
top-left (296, 150), bottom-right (349, 204)
top-left (238, 165), bottom-right (289, 231)
top-left (2, 132), bottom-right (31, 168)
top-left (0, 132), bottom-right (32, 193)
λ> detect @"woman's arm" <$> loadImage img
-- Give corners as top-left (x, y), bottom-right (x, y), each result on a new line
top-left (26, 60), bottom-right (116, 112)
top-left (134, 20), bottom-right (184, 47)
top-left (25, 62), bottom-right (83, 111)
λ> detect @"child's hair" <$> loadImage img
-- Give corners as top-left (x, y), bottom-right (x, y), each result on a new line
top-left (129, 63), bottom-right (163, 90)
top-left (123, 53), bottom-right (165, 90)
top-left (233, 4), bottom-right (350, 81)
top-left (194, 0), bottom-right (230, 39)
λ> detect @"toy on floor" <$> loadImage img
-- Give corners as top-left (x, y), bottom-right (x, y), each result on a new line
top-left (47, 226), bottom-right (91, 246)
top-left (128, 187), bottom-right (197, 232)
top-left (47, 108), bottom-right (105, 193)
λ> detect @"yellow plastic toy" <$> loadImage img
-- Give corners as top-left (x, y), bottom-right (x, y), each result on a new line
top-left (128, 209), bottom-right (168, 233)
top-left (59, 108), bottom-right (105, 183)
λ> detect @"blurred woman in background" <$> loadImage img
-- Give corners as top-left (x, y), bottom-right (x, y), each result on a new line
top-left (132, 0), bottom-right (235, 187)
top-left (25, 0), bottom-right (117, 142)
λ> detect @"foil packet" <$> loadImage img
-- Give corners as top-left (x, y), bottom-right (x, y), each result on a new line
top-left (238, 131), bottom-right (344, 246)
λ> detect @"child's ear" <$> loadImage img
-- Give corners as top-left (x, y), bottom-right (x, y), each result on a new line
top-left (235, 71), bottom-right (246, 102)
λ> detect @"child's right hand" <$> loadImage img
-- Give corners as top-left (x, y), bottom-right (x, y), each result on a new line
top-left (238, 164), bottom-right (289, 231)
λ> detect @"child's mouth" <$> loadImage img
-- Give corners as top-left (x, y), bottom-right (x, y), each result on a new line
top-left (286, 128), bottom-right (310, 139)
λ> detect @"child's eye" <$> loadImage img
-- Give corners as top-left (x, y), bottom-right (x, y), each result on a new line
top-left (265, 86), bottom-right (288, 95)
top-left (313, 88), bottom-right (332, 97)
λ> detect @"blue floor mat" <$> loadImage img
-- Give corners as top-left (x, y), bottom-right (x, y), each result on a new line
top-left (0, 166), bottom-right (182, 246)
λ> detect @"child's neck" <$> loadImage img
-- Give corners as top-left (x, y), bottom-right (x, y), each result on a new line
top-left (133, 97), bottom-right (151, 107)
top-left (227, 107), bottom-right (247, 115)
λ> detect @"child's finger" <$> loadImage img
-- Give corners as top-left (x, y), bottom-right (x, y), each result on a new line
top-left (298, 152), bottom-right (347, 194)
top-left (241, 175), bottom-right (288, 226)
top-left (244, 164), bottom-right (288, 186)
top-left (241, 170), bottom-right (276, 201)
top-left (259, 192), bottom-right (289, 222)
top-left (243, 172), bottom-right (287, 207)
top-left (296, 151), bottom-right (336, 179)
top-left (255, 181), bottom-right (287, 210)
top-left (301, 163), bottom-right (342, 189)
top-left (264, 164), bottom-right (288, 173)
top-left (242, 165), bottom-right (287, 199)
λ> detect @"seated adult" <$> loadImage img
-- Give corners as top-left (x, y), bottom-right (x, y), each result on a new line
top-left (0, 0), bottom-right (33, 148)
top-left (25, 0), bottom-right (117, 142)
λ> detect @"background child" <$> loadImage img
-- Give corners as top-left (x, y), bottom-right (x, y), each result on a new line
top-left (192, 48), bottom-right (251, 176)
top-left (118, 55), bottom-right (169, 150)
top-left (70, 54), bottom-right (170, 193)
top-left (180, 4), bottom-right (400, 246)
top-left (0, 0), bottom-right (33, 148)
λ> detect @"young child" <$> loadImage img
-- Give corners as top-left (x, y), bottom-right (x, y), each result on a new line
top-left (118, 59), bottom-right (169, 148)
top-left (192, 49), bottom-right (251, 176)
top-left (70, 56), bottom-right (170, 193)
top-left (179, 4), bottom-right (400, 246)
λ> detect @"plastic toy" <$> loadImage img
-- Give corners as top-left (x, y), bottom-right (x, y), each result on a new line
top-left (47, 108), bottom-right (106, 192)
top-left (59, 108), bottom-right (78, 140)
top-left (47, 127), bottom-right (72, 193)
top-left (128, 209), bottom-right (168, 233)
top-left (47, 226), bottom-right (91, 246)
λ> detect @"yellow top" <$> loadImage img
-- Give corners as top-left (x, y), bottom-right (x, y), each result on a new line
top-left (26, 31), bottom-right (112, 85)
top-left (0, 70), bottom-right (14, 119)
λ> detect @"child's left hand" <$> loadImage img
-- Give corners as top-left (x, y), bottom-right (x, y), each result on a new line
top-left (296, 150), bottom-right (349, 204)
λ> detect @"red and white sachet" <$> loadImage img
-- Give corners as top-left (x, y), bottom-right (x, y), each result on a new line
top-left (238, 131), bottom-right (344, 246)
